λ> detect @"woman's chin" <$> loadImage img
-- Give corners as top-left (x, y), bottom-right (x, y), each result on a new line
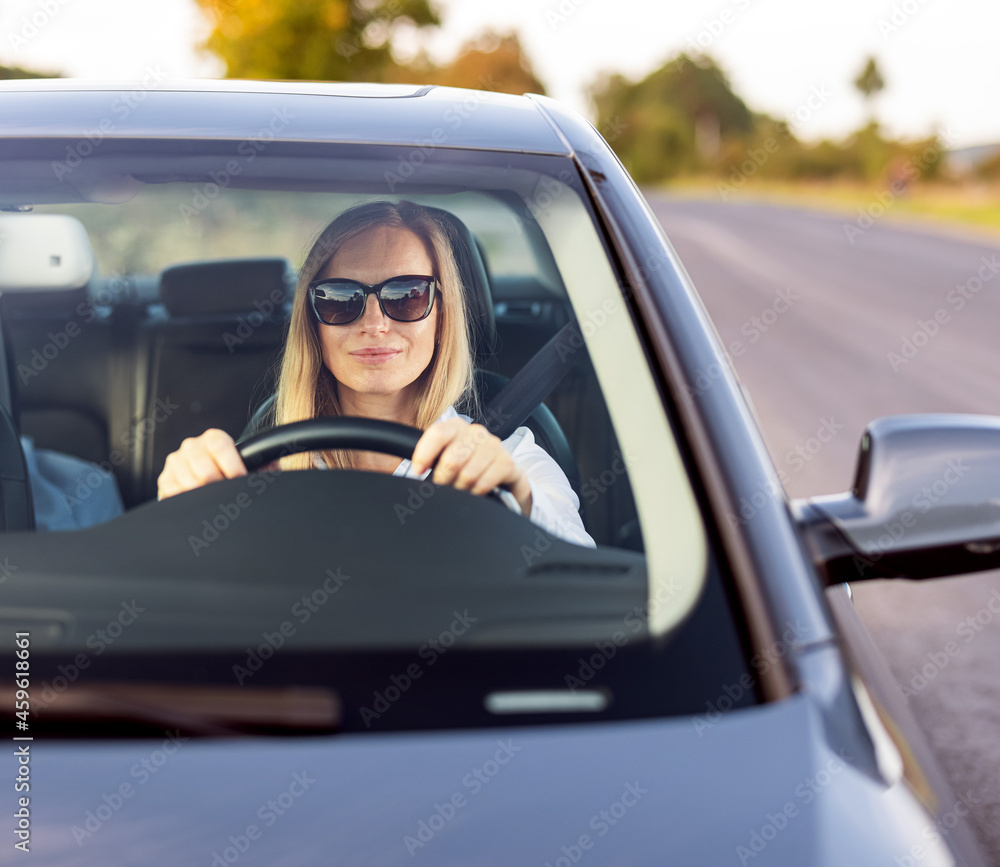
top-left (342, 374), bottom-right (418, 400)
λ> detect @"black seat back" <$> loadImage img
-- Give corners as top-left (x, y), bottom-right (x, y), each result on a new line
top-left (136, 258), bottom-right (290, 503)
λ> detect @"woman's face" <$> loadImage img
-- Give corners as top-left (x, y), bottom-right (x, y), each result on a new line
top-left (315, 224), bottom-right (440, 411)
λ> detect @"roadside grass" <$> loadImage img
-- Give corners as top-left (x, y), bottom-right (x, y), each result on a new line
top-left (653, 178), bottom-right (1000, 240)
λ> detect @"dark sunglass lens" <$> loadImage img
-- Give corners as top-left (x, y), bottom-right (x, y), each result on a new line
top-left (380, 279), bottom-right (431, 321)
top-left (314, 284), bottom-right (364, 324)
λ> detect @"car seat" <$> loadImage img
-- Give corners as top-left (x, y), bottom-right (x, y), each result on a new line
top-left (136, 257), bottom-right (291, 504)
top-left (0, 213), bottom-right (118, 530)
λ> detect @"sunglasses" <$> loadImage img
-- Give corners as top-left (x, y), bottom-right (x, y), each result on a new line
top-left (308, 274), bottom-right (437, 326)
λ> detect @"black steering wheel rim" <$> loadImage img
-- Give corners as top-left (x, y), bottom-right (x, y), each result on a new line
top-left (236, 417), bottom-right (519, 513)
top-left (237, 417), bottom-right (422, 472)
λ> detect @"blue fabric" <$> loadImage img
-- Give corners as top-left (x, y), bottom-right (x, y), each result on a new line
top-left (19, 436), bottom-right (124, 531)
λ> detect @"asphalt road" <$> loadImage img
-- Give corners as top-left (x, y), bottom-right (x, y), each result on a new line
top-left (648, 193), bottom-right (1000, 864)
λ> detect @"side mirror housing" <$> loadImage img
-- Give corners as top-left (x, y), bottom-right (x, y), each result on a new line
top-left (793, 414), bottom-right (1000, 583)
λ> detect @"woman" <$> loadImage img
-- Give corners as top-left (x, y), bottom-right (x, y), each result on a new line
top-left (157, 200), bottom-right (593, 547)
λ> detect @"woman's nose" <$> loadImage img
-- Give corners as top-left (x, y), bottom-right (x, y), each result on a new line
top-left (359, 292), bottom-right (388, 329)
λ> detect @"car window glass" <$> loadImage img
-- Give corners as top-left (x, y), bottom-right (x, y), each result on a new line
top-left (4, 142), bottom-right (714, 658)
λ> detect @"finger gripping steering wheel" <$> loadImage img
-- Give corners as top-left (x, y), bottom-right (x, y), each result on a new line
top-left (236, 417), bottom-right (520, 513)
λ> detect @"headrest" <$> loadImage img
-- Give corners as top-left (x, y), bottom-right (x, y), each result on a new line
top-left (159, 258), bottom-right (291, 316)
top-left (0, 214), bottom-right (95, 296)
top-left (424, 208), bottom-right (496, 365)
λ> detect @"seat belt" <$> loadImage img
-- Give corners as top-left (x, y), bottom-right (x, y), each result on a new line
top-left (482, 321), bottom-right (580, 441)
top-left (0, 298), bottom-right (18, 428)
top-left (107, 304), bottom-right (141, 504)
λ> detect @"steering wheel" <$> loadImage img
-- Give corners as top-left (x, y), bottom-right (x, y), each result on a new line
top-left (236, 417), bottom-right (521, 514)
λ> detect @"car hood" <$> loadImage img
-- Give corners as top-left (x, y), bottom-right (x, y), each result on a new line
top-left (25, 694), bottom-right (952, 866)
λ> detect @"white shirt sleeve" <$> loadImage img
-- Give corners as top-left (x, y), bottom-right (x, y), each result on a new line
top-left (498, 425), bottom-right (596, 548)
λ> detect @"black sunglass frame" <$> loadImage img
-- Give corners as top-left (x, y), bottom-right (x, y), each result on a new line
top-left (308, 274), bottom-right (437, 326)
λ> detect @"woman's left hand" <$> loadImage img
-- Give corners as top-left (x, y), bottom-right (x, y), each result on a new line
top-left (411, 418), bottom-right (532, 515)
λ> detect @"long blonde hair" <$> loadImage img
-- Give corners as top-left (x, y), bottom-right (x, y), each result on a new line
top-left (274, 201), bottom-right (476, 470)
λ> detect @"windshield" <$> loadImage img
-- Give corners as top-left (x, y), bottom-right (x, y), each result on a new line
top-left (0, 138), bottom-right (753, 733)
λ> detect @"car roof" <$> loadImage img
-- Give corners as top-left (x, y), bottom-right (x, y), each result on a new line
top-left (0, 79), bottom-right (572, 155)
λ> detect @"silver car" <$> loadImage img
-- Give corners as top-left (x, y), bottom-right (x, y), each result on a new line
top-left (0, 78), bottom-right (993, 865)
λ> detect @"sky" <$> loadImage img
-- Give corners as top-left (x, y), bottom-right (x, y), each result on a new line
top-left (0, 0), bottom-right (997, 149)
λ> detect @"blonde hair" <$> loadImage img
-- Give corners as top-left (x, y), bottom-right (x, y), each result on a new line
top-left (273, 201), bottom-right (476, 470)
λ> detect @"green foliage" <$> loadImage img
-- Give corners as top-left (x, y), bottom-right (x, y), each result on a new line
top-left (853, 56), bottom-right (886, 101)
top-left (0, 64), bottom-right (60, 79)
top-left (626, 103), bottom-right (696, 182)
top-left (589, 54), bottom-right (754, 180)
top-left (589, 49), bottom-right (948, 188)
top-left (787, 138), bottom-right (861, 180)
top-left (193, 0), bottom-right (441, 82)
top-left (845, 121), bottom-right (896, 181)
top-left (899, 135), bottom-right (945, 182)
top-left (408, 30), bottom-right (546, 95)
top-left (193, 2), bottom-right (545, 97)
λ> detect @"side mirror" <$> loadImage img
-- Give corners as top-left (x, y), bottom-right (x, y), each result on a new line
top-left (793, 414), bottom-right (1000, 584)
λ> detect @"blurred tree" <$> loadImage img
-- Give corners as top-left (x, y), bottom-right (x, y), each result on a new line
top-left (975, 147), bottom-right (1000, 181)
top-left (193, 0), bottom-right (440, 82)
top-left (899, 134), bottom-right (944, 182)
top-left (410, 30), bottom-right (545, 95)
top-left (588, 53), bottom-right (754, 181)
top-left (843, 120), bottom-right (894, 182)
top-left (853, 56), bottom-right (885, 117)
top-left (0, 64), bottom-right (59, 79)
top-left (786, 138), bottom-right (860, 181)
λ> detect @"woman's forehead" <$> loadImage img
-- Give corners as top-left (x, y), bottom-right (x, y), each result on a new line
top-left (321, 224), bottom-right (433, 280)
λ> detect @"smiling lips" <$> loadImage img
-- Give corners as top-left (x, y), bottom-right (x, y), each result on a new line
top-left (350, 348), bottom-right (402, 364)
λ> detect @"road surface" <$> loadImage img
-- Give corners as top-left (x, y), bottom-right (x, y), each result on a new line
top-left (648, 193), bottom-right (1000, 863)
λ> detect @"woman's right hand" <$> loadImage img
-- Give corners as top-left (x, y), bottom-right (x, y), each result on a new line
top-left (157, 428), bottom-right (248, 500)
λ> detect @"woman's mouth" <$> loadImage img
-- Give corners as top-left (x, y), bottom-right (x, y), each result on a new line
top-left (350, 348), bottom-right (401, 364)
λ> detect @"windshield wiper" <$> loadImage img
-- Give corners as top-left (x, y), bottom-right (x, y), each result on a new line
top-left (1, 683), bottom-right (340, 737)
